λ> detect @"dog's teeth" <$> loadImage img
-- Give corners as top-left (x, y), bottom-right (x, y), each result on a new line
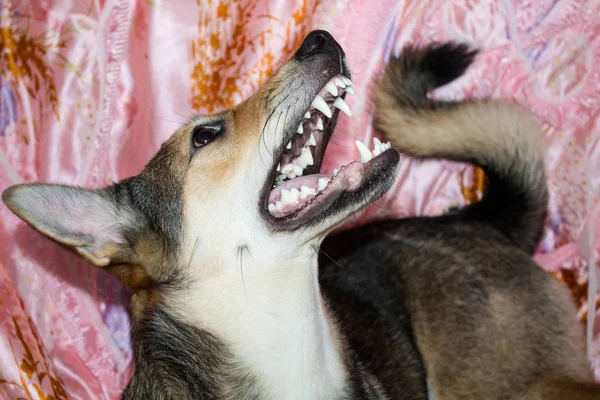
top-left (373, 137), bottom-right (382, 156)
top-left (384, 141), bottom-right (391, 150)
top-left (275, 200), bottom-right (283, 211)
top-left (333, 97), bottom-right (352, 116)
top-left (295, 150), bottom-right (312, 169)
top-left (334, 77), bottom-right (346, 88)
top-left (304, 111), bottom-right (311, 119)
top-left (286, 141), bottom-right (292, 150)
top-left (311, 95), bottom-right (332, 118)
top-left (345, 86), bottom-right (354, 95)
top-left (318, 177), bottom-right (330, 191)
top-left (276, 163), bottom-right (281, 171)
top-left (297, 146), bottom-right (314, 166)
top-left (297, 124), bottom-right (304, 134)
top-left (280, 189), bottom-right (293, 204)
top-left (355, 140), bottom-right (373, 163)
top-left (342, 77), bottom-right (352, 86)
top-left (284, 163), bottom-right (303, 176)
top-left (326, 82), bottom-right (338, 97)
top-left (290, 188), bottom-right (300, 203)
top-left (268, 203), bottom-right (276, 213)
top-left (333, 169), bottom-right (340, 176)
top-left (308, 133), bottom-right (317, 146)
top-left (300, 185), bottom-right (316, 200)
top-left (316, 117), bottom-right (324, 131)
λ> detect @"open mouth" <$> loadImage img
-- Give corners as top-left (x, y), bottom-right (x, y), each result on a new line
top-left (262, 74), bottom-right (395, 223)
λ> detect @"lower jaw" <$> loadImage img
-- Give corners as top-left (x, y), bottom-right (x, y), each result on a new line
top-left (266, 139), bottom-right (393, 220)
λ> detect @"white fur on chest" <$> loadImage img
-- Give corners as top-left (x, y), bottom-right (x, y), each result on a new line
top-left (171, 255), bottom-right (348, 399)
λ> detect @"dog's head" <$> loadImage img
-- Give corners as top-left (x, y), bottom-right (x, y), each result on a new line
top-left (3, 31), bottom-right (399, 316)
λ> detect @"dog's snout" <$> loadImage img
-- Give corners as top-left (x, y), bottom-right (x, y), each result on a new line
top-left (295, 30), bottom-right (340, 61)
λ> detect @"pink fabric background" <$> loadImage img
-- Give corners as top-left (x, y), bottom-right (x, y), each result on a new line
top-left (0, 0), bottom-right (599, 398)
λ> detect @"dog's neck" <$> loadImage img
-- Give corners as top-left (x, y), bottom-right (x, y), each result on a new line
top-left (168, 244), bottom-right (349, 399)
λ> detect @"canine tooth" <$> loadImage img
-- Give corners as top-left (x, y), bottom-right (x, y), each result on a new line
top-left (268, 203), bottom-right (276, 213)
top-left (342, 77), bottom-right (353, 86)
top-left (304, 111), bottom-right (311, 119)
top-left (311, 95), bottom-right (332, 118)
top-left (326, 82), bottom-right (339, 97)
top-left (316, 117), bottom-right (324, 131)
top-left (384, 141), bottom-right (391, 150)
top-left (345, 86), bottom-right (355, 95)
top-left (333, 169), bottom-right (340, 176)
top-left (334, 77), bottom-right (346, 88)
top-left (373, 137), bottom-right (382, 156)
top-left (297, 124), bottom-right (304, 134)
top-left (318, 178), bottom-right (330, 191)
top-left (355, 140), bottom-right (373, 163)
top-left (333, 97), bottom-right (352, 116)
top-left (286, 141), bottom-right (292, 149)
top-left (308, 133), bottom-right (317, 146)
top-left (276, 163), bottom-right (281, 171)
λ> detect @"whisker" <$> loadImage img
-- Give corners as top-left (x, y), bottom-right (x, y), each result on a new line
top-left (175, 94), bottom-right (196, 120)
top-left (318, 247), bottom-right (346, 270)
top-left (238, 246), bottom-right (248, 303)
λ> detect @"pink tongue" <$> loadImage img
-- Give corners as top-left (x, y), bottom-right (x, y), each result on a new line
top-left (268, 174), bottom-right (330, 204)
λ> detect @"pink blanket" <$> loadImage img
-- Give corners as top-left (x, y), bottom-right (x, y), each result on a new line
top-left (1, 0), bottom-right (598, 398)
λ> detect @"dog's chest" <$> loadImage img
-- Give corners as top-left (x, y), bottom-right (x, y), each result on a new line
top-left (174, 266), bottom-right (350, 399)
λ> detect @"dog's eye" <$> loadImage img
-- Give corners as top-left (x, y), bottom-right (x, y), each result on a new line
top-left (192, 125), bottom-right (220, 148)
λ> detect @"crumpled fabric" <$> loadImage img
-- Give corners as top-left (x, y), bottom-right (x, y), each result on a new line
top-left (0, 0), bottom-right (598, 398)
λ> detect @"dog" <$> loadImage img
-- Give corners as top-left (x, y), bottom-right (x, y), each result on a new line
top-left (3, 30), bottom-right (598, 399)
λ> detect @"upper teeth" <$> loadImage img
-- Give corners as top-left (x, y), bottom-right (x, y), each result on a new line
top-left (316, 117), bottom-right (324, 131)
top-left (326, 82), bottom-right (339, 97)
top-left (269, 76), bottom-right (360, 212)
top-left (311, 95), bottom-right (332, 118)
top-left (335, 77), bottom-right (346, 88)
top-left (333, 97), bottom-right (351, 116)
top-left (296, 146), bottom-right (314, 168)
top-left (281, 163), bottom-right (304, 177)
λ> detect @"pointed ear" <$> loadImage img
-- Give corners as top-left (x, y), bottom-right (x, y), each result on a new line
top-left (3, 183), bottom-right (139, 267)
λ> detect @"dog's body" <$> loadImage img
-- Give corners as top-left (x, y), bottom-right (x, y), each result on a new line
top-left (4, 31), bottom-right (600, 399)
top-left (319, 43), bottom-right (600, 399)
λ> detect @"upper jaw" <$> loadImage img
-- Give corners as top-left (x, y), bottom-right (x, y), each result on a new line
top-left (255, 32), bottom-right (400, 232)
top-left (257, 68), bottom-right (400, 232)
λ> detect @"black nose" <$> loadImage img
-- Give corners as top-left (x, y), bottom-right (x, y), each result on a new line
top-left (295, 30), bottom-right (340, 61)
